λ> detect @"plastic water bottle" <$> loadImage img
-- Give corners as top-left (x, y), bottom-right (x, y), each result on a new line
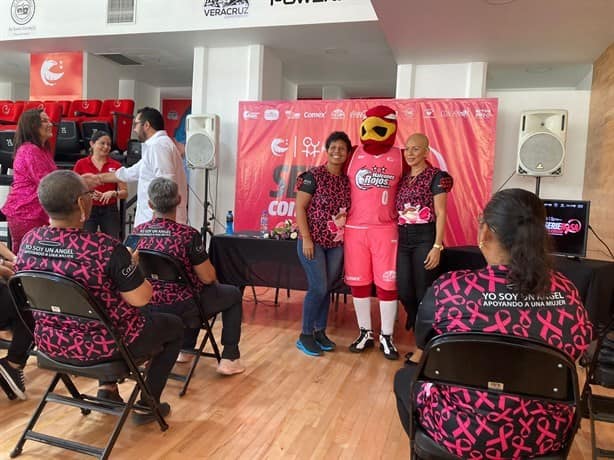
top-left (260, 210), bottom-right (269, 237)
top-left (225, 210), bottom-right (234, 234)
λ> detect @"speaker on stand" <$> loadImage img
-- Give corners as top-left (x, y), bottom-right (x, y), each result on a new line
top-left (516, 109), bottom-right (568, 197)
top-left (185, 114), bottom-right (220, 243)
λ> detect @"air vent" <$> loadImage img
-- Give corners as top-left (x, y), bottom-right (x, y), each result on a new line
top-left (107, 0), bottom-right (135, 24)
top-left (96, 53), bottom-right (142, 66)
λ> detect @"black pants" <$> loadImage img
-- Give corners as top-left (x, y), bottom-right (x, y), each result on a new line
top-left (393, 364), bottom-right (417, 437)
top-left (124, 312), bottom-right (183, 402)
top-left (396, 223), bottom-right (440, 330)
top-left (84, 204), bottom-right (121, 239)
top-left (0, 283), bottom-right (34, 367)
top-left (184, 283), bottom-right (243, 360)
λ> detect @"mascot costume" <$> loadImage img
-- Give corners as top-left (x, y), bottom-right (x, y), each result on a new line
top-left (345, 105), bottom-right (403, 360)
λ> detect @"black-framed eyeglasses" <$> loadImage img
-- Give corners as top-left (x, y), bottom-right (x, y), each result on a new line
top-left (133, 120), bottom-right (145, 126)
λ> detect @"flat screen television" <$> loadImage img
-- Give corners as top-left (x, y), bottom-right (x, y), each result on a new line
top-left (542, 199), bottom-right (590, 258)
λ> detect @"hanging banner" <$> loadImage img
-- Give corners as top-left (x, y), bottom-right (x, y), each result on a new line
top-left (236, 98), bottom-right (498, 247)
top-left (162, 99), bottom-right (191, 142)
top-left (30, 51), bottom-right (83, 100)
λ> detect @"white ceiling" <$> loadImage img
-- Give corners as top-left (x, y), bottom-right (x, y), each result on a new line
top-left (0, 0), bottom-right (612, 97)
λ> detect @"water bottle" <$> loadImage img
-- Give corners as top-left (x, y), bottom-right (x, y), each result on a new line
top-left (225, 210), bottom-right (234, 234)
top-left (260, 210), bottom-right (269, 237)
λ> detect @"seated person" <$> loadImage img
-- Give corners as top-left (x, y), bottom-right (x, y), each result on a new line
top-left (0, 243), bottom-right (33, 400)
top-left (394, 188), bottom-right (593, 458)
top-left (15, 170), bottom-right (184, 425)
top-left (130, 177), bottom-right (244, 376)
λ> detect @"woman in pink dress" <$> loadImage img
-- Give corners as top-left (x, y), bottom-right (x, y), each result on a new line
top-left (1, 109), bottom-right (57, 251)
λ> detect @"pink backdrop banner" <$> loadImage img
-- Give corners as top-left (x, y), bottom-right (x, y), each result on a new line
top-left (236, 98), bottom-right (498, 247)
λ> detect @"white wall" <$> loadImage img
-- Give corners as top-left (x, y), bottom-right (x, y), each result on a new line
top-left (262, 48), bottom-right (282, 101)
top-left (487, 89), bottom-right (591, 199)
top-left (0, 82), bottom-right (11, 99)
top-left (134, 81), bottom-right (161, 111)
top-left (83, 53), bottom-right (120, 99)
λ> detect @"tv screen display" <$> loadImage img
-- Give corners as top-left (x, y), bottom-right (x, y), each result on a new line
top-left (542, 199), bottom-right (590, 258)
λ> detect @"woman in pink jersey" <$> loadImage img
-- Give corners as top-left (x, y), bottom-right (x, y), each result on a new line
top-left (394, 189), bottom-right (593, 458)
top-left (1, 109), bottom-right (56, 251)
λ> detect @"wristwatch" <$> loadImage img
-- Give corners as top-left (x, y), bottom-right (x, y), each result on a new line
top-left (432, 243), bottom-right (444, 251)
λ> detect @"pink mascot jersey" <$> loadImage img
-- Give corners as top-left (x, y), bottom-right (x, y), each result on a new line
top-left (344, 106), bottom-right (403, 290)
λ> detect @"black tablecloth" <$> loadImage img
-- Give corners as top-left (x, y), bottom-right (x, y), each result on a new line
top-left (209, 235), bottom-right (614, 325)
top-left (442, 246), bottom-right (614, 327)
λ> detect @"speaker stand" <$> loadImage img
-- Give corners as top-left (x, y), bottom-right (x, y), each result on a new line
top-left (201, 168), bottom-right (215, 246)
top-left (535, 176), bottom-right (541, 198)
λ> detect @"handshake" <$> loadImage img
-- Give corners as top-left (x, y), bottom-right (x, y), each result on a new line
top-left (81, 173), bottom-right (104, 189)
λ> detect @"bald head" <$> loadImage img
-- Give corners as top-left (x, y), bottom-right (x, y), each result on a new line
top-left (405, 133), bottom-right (429, 150)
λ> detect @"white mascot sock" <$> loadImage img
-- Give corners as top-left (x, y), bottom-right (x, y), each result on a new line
top-left (379, 300), bottom-right (397, 336)
top-left (353, 297), bottom-right (372, 330)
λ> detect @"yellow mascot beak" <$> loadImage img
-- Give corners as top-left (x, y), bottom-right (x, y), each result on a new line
top-left (360, 116), bottom-right (397, 143)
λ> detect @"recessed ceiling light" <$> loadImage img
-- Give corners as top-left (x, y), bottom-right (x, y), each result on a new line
top-left (484, 0), bottom-right (516, 5)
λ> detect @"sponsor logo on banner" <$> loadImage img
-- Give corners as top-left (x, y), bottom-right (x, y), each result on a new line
top-left (270, 0), bottom-right (341, 5)
top-left (423, 108), bottom-right (436, 118)
top-left (11, 0), bottom-right (35, 25)
top-left (403, 108), bottom-right (415, 118)
top-left (270, 138), bottom-right (289, 156)
top-left (264, 109), bottom-right (280, 121)
top-left (331, 109), bottom-right (345, 120)
top-left (355, 166), bottom-right (396, 190)
top-left (350, 110), bottom-right (366, 119)
top-left (242, 110), bottom-right (259, 120)
top-left (304, 111), bottom-right (326, 119)
top-left (302, 136), bottom-right (321, 157)
top-left (440, 109), bottom-right (469, 118)
top-left (285, 110), bottom-right (301, 119)
top-left (203, 0), bottom-right (249, 17)
top-left (167, 110), bottom-right (179, 121)
top-left (475, 108), bottom-right (493, 119)
top-left (40, 59), bottom-right (65, 86)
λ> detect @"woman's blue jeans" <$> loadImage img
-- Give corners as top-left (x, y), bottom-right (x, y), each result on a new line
top-left (297, 239), bottom-right (344, 335)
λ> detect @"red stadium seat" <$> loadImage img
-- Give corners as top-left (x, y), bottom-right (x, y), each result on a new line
top-left (56, 99), bottom-right (102, 161)
top-left (22, 100), bottom-right (45, 111)
top-left (80, 99), bottom-right (135, 152)
top-left (45, 100), bottom-right (71, 117)
top-left (0, 101), bottom-right (24, 125)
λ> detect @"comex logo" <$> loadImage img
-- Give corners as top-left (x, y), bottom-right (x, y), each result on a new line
top-left (11, 0), bottom-right (35, 25)
top-left (40, 59), bottom-right (64, 87)
top-left (270, 138), bottom-right (288, 157)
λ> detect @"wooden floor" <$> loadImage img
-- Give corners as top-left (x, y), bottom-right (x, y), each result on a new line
top-left (0, 288), bottom-right (612, 459)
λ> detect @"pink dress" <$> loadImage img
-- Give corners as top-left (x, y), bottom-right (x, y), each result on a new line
top-left (1, 142), bottom-right (57, 250)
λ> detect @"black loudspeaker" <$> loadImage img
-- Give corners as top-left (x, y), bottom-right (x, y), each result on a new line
top-left (517, 110), bottom-right (567, 176)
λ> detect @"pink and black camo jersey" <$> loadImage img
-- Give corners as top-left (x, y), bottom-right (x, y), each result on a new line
top-left (132, 218), bottom-right (204, 304)
top-left (16, 227), bottom-right (146, 363)
top-left (296, 164), bottom-right (351, 248)
top-left (416, 265), bottom-right (593, 459)
top-left (395, 164), bottom-right (453, 225)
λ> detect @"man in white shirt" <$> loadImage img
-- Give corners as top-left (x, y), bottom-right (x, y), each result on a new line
top-left (90, 107), bottom-right (188, 227)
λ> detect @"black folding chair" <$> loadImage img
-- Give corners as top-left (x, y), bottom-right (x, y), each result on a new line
top-left (409, 332), bottom-right (580, 460)
top-left (137, 249), bottom-right (221, 397)
top-left (7, 270), bottom-right (168, 460)
top-left (580, 318), bottom-right (614, 460)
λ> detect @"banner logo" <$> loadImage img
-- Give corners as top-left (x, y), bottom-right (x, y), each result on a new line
top-left (40, 59), bottom-right (64, 86)
top-left (264, 109), bottom-right (280, 121)
top-left (355, 166), bottom-right (396, 190)
top-left (331, 108), bottom-right (345, 120)
top-left (11, 0), bottom-right (35, 25)
top-left (475, 108), bottom-right (493, 119)
top-left (242, 110), bottom-right (259, 120)
top-left (270, 138), bottom-right (288, 156)
top-left (204, 0), bottom-right (249, 17)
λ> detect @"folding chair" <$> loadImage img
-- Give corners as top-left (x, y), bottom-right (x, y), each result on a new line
top-left (137, 249), bottom-right (221, 396)
top-left (8, 270), bottom-right (168, 460)
top-left (409, 332), bottom-right (580, 460)
top-left (580, 319), bottom-right (614, 459)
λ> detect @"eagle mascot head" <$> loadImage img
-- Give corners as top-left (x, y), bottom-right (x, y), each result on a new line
top-left (360, 105), bottom-right (398, 155)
